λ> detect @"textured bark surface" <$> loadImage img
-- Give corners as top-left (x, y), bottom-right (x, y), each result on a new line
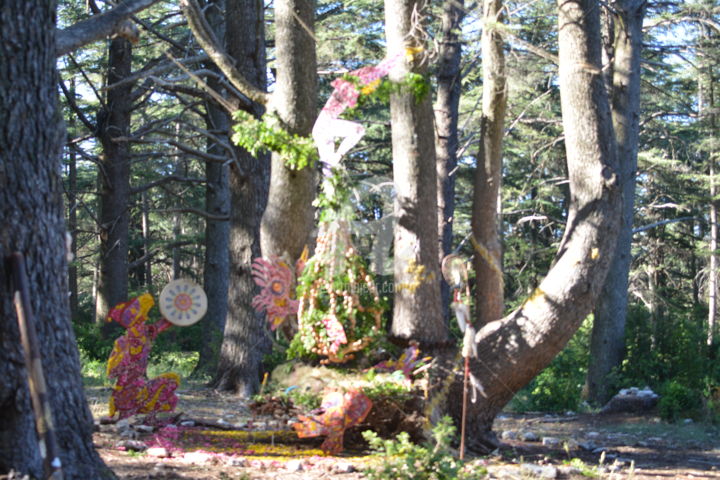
top-left (95, 35), bottom-right (133, 327)
top-left (586, 0), bottom-right (645, 404)
top-left (385, 0), bottom-right (446, 344)
top-left (440, 0), bottom-right (621, 450)
top-left (0, 2), bottom-right (111, 477)
top-left (196, 0), bottom-right (231, 376)
top-left (471, 0), bottom-right (507, 326)
top-left (211, 0), bottom-right (270, 396)
top-left (434, 0), bottom-right (465, 324)
top-left (260, 0), bottom-right (317, 263)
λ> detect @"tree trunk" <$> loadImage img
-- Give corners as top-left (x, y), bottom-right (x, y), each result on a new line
top-left (211, 0), bottom-right (270, 395)
top-left (441, 0), bottom-right (621, 451)
top-left (0, 1), bottom-right (111, 477)
top-left (585, 0), bottom-right (645, 405)
top-left (385, 0), bottom-right (446, 345)
top-left (707, 48), bottom-right (718, 346)
top-left (710, 170), bottom-right (717, 345)
top-left (67, 131), bottom-right (80, 320)
top-left (434, 0), bottom-right (465, 324)
top-left (471, 0), bottom-right (507, 326)
top-left (95, 34), bottom-right (134, 328)
top-left (260, 0), bottom-right (318, 263)
top-left (196, 0), bottom-right (231, 376)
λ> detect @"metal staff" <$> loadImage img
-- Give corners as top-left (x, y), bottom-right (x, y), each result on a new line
top-left (8, 252), bottom-right (63, 480)
top-left (441, 254), bottom-right (473, 460)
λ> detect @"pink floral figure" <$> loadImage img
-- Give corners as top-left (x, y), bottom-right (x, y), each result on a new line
top-left (106, 294), bottom-right (179, 420)
top-left (313, 52), bottom-right (406, 174)
top-left (293, 389), bottom-right (372, 455)
top-left (251, 256), bottom-right (300, 330)
top-left (321, 315), bottom-right (348, 354)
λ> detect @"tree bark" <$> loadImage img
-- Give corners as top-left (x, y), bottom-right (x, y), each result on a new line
top-left (210, 0), bottom-right (270, 395)
top-left (385, 0), bottom-right (446, 345)
top-left (586, 0), bottom-right (645, 404)
top-left (56, 0), bottom-right (160, 56)
top-left (95, 35), bottom-right (134, 329)
top-left (0, 1), bottom-right (111, 477)
top-left (434, 0), bottom-right (465, 324)
top-left (471, 0), bottom-right (507, 326)
top-left (196, 0), bottom-right (231, 376)
top-left (67, 132), bottom-right (80, 320)
top-left (260, 0), bottom-right (318, 263)
top-left (441, 0), bottom-right (621, 450)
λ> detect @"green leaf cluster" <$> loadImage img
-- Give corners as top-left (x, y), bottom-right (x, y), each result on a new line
top-left (231, 110), bottom-right (317, 170)
top-left (362, 417), bottom-right (486, 480)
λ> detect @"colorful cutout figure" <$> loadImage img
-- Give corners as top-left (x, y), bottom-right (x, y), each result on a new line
top-left (293, 389), bottom-right (372, 455)
top-left (312, 52), bottom-right (407, 174)
top-left (251, 256), bottom-right (301, 330)
top-left (106, 293), bottom-right (179, 420)
top-left (373, 343), bottom-right (431, 380)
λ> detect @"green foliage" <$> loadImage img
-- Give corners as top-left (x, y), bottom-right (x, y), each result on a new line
top-left (362, 417), bottom-right (459, 480)
top-left (658, 381), bottom-right (703, 422)
top-left (614, 304), bottom-right (719, 397)
top-left (79, 350), bottom-right (111, 387)
top-left (147, 351), bottom-right (199, 380)
top-left (74, 322), bottom-right (115, 361)
top-left (231, 110), bottom-right (318, 169)
top-left (563, 458), bottom-right (600, 478)
top-left (313, 169), bottom-right (354, 222)
top-left (511, 317), bottom-right (591, 412)
top-left (343, 72), bottom-right (431, 120)
top-left (362, 417), bottom-right (485, 480)
top-left (361, 370), bottom-right (414, 401)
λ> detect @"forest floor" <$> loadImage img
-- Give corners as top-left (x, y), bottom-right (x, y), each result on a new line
top-left (86, 383), bottom-right (720, 479)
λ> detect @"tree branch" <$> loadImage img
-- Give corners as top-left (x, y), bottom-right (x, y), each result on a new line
top-left (128, 240), bottom-right (195, 270)
top-left (632, 216), bottom-right (697, 235)
top-left (179, 0), bottom-right (270, 106)
top-left (56, 0), bottom-right (162, 56)
top-left (131, 175), bottom-right (206, 195)
top-left (157, 207), bottom-right (230, 221)
top-left (59, 80), bottom-right (96, 133)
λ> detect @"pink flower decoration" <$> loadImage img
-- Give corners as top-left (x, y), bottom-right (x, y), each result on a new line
top-left (251, 257), bottom-right (300, 330)
top-left (321, 315), bottom-right (348, 354)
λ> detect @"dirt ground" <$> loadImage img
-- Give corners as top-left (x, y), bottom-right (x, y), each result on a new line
top-left (86, 384), bottom-right (720, 479)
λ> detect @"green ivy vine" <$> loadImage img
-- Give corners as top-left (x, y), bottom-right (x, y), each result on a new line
top-left (231, 110), bottom-right (317, 170)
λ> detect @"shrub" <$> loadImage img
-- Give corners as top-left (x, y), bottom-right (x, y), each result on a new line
top-left (362, 416), bottom-right (486, 480)
top-left (510, 316), bottom-right (591, 412)
top-left (658, 381), bottom-right (703, 422)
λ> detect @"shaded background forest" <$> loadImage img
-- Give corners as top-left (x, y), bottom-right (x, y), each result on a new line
top-left (59, 0), bottom-right (720, 420)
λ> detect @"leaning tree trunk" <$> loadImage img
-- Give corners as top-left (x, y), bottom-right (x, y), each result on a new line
top-left (211, 0), bottom-right (270, 395)
top-left (0, 1), bottom-right (111, 477)
top-left (586, 0), bottom-right (645, 405)
top-left (95, 34), bottom-right (134, 328)
top-left (439, 0), bottom-right (622, 451)
top-left (435, 0), bottom-right (465, 324)
top-left (471, 0), bottom-right (507, 326)
top-left (260, 0), bottom-right (317, 263)
top-left (385, 0), bottom-right (446, 345)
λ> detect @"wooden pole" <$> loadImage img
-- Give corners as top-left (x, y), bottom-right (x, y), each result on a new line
top-left (8, 252), bottom-right (63, 480)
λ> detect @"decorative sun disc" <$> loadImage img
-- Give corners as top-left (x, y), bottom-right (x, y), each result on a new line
top-left (159, 279), bottom-right (207, 326)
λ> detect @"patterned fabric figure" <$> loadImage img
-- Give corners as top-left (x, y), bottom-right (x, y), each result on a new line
top-left (106, 293), bottom-right (179, 420)
top-left (373, 343), bottom-right (430, 380)
top-left (293, 389), bottom-right (372, 455)
top-left (251, 256), bottom-right (300, 330)
top-left (312, 53), bottom-right (406, 174)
